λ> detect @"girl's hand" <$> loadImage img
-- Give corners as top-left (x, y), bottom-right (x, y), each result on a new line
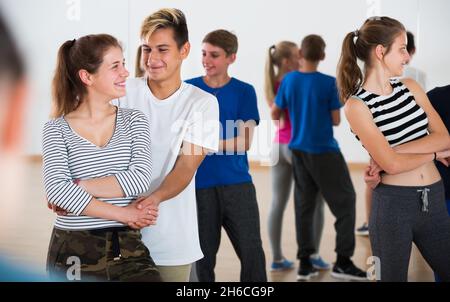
top-left (122, 203), bottom-right (158, 230)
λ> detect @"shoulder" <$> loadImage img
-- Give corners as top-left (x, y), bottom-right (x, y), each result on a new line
top-left (343, 96), bottom-right (370, 117)
top-left (43, 117), bottom-right (64, 133)
top-left (185, 76), bottom-right (202, 86)
top-left (400, 77), bottom-right (423, 93)
top-left (118, 107), bottom-right (150, 126)
top-left (318, 72), bottom-right (336, 84)
top-left (183, 82), bottom-right (218, 107)
top-left (231, 78), bottom-right (254, 90)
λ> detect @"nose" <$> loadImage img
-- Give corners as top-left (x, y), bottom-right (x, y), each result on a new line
top-left (120, 65), bottom-right (129, 78)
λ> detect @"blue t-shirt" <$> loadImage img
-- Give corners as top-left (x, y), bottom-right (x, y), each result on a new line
top-left (275, 71), bottom-right (342, 153)
top-left (186, 77), bottom-right (260, 189)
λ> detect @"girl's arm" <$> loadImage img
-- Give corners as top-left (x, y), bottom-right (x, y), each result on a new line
top-left (344, 98), bottom-right (448, 175)
top-left (393, 78), bottom-right (450, 154)
top-left (77, 111), bottom-right (152, 199)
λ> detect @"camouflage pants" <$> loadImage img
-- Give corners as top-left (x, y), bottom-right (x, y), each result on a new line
top-left (47, 227), bottom-right (161, 282)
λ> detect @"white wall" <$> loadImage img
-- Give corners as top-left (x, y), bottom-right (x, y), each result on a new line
top-left (2, 0), bottom-right (449, 163)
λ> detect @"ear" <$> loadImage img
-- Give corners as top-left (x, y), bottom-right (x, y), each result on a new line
top-left (180, 41), bottom-right (190, 59)
top-left (375, 44), bottom-right (385, 60)
top-left (78, 69), bottom-right (93, 86)
top-left (320, 52), bottom-right (326, 61)
top-left (228, 53), bottom-right (237, 64)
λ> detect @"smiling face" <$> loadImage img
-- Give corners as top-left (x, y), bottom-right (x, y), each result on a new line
top-left (381, 32), bottom-right (410, 77)
top-left (89, 46), bottom-right (129, 99)
top-left (141, 27), bottom-right (189, 84)
top-left (201, 42), bottom-right (235, 77)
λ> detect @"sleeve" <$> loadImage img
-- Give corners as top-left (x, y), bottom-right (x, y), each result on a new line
top-left (114, 111), bottom-right (152, 197)
top-left (238, 85), bottom-right (260, 125)
top-left (274, 77), bottom-right (288, 109)
top-left (42, 120), bottom-right (93, 216)
top-left (329, 79), bottom-right (342, 110)
top-left (183, 96), bottom-right (220, 152)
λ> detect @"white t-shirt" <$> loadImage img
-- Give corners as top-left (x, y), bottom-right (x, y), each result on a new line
top-left (114, 77), bottom-right (219, 265)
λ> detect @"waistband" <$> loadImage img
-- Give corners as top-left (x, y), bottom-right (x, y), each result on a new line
top-left (375, 180), bottom-right (444, 198)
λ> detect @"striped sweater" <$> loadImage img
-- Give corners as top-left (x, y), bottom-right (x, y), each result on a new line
top-left (42, 107), bottom-right (152, 230)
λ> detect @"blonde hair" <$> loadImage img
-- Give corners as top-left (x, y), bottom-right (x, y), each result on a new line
top-left (264, 41), bottom-right (297, 103)
top-left (140, 8), bottom-right (188, 48)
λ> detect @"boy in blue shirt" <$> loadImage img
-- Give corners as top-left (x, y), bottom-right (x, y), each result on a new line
top-left (272, 35), bottom-right (366, 281)
top-left (186, 29), bottom-right (266, 282)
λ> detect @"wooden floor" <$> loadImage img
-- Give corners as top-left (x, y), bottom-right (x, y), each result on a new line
top-left (0, 161), bottom-right (434, 281)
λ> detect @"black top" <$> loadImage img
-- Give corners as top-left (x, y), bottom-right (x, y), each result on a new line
top-left (427, 85), bottom-right (450, 200)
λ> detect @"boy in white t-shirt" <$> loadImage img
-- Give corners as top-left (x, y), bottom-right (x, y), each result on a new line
top-left (115, 8), bottom-right (219, 281)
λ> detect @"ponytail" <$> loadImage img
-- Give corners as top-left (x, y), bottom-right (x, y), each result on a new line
top-left (51, 39), bottom-right (80, 118)
top-left (264, 45), bottom-right (276, 105)
top-left (337, 31), bottom-right (363, 103)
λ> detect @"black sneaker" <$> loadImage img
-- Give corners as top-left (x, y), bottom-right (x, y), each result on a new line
top-left (331, 261), bottom-right (367, 281)
top-left (297, 259), bottom-right (319, 281)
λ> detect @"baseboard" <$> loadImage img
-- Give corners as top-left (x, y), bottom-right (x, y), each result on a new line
top-left (24, 155), bottom-right (367, 170)
top-left (249, 160), bottom-right (366, 171)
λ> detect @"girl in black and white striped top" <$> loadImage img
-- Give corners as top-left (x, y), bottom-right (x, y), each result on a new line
top-left (43, 34), bottom-right (161, 281)
top-left (337, 17), bottom-right (450, 281)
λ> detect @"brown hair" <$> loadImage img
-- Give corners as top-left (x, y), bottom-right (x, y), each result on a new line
top-left (202, 29), bottom-right (238, 56)
top-left (337, 16), bottom-right (405, 102)
top-left (301, 34), bottom-right (325, 62)
top-left (264, 41), bottom-right (297, 103)
top-left (140, 8), bottom-right (188, 49)
top-left (51, 34), bottom-right (121, 118)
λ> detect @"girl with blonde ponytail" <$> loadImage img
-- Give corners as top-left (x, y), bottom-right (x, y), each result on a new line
top-left (337, 16), bottom-right (450, 281)
top-left (264, 41), bottom-right (329, 272)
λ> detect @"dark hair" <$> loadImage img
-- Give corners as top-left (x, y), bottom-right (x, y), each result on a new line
top-left (141, 8), bottom-right (188, 49)
top-left (406, 31), bottom-right (416, 55)
top-left (0, 13), bottom-right (24, 84)
top-left (337, 16), bottom-right (406, 102)
top-left (52, 34), bottom-right (121, 117)
top-left (301, 35), bottom-right (325, 62)
top-left (203, 29), bottom-right (238, 56)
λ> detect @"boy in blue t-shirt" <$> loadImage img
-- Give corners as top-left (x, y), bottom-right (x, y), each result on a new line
top-left (186, 29), bottom-right (266, 282)
top-left (272, 35), bottom-right (366, 281)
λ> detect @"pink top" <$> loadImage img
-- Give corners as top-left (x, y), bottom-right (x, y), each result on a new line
top-left (273, 81), bottom-right (292, 144)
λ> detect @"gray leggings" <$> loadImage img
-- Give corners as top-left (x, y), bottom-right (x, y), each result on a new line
top-left (370, 181), bottom-right (450, 282)
top-left (268, 143), bottom-right (325, 261)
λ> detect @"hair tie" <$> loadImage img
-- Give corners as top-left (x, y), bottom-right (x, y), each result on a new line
top-left (353, 30), bottom-right (359, 37)
top-left (71, 39), bottom-right (76, 47)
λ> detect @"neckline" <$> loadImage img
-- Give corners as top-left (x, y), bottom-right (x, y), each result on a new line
top-left (201, 76), bottom-right (233, 90)
top-left (62, 106), bottom-right (119, 149)
top-left (144, 77), bottom-right (185, 105)
top-left (361, 80), bottom-right (398, 98)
